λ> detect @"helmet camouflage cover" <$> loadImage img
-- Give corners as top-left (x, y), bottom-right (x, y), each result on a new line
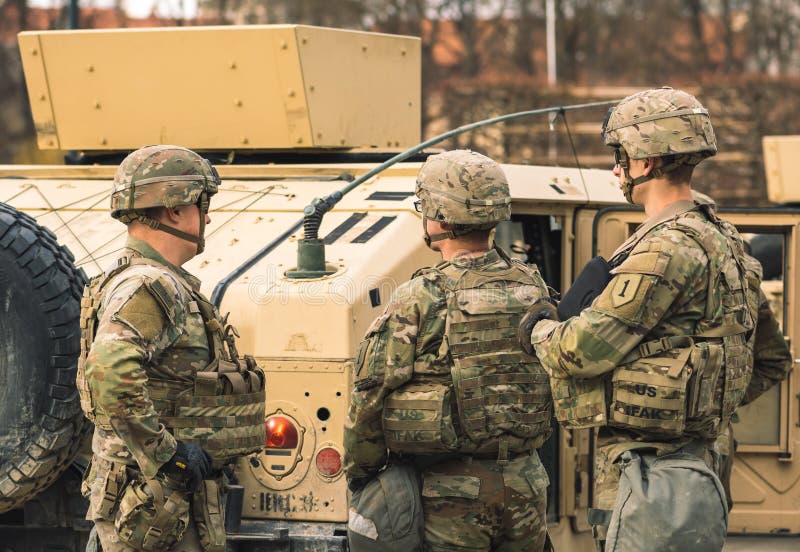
top-left (111, 144), bottom-right (219, 220)
top-left (415, 149), bottom-right (511, 228)
top-left (602, 86), bottom-right (717, 162)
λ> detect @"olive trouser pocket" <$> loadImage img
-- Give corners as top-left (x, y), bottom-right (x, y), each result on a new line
top-left (604, 450), bottom-right (727, 552)
top-left (114, 475), bottom-right (191, 551)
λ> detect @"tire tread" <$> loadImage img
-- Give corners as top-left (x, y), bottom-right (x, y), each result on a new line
top-left (0, 203), bottom-right (90, 513)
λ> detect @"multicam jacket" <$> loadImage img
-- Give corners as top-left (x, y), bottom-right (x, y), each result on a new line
top-left (344, 248), bottom-right (552, 480)
top-left (530, 199), bottom-right (783, 456)
top-left (81, 237), bottom-right (212, 478)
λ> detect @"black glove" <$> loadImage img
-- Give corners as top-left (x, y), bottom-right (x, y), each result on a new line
top-left (348, 476), bottom-right (371, 494)
top-left (518, 297), bottom-right (559, 356)
top-left (158, 441), bottom-right (213, 491)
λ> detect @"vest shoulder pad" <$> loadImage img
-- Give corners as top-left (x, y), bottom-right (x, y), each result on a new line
top-left (642, 219), bottom-right (712, 256)
top-left (103, 264), bottom-right (186, 324)
top-left (396, 269), bottom-right (447, 306)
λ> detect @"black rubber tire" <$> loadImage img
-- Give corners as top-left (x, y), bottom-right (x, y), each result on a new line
top-left (0, 202), bottom-right (91, 513)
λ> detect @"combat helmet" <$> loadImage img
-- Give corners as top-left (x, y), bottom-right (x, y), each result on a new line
top-left (415, 149), bottom-right (511, 245)
top-left (601, 87), bottom-right (717, 203)
top-left (111, 145), bottom-right (220, 254)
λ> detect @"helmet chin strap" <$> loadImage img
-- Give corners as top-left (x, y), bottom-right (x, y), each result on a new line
top-left (621, 169), bottom-right (651, 204)
top-left (621, 159), bottom-right (686, 204)
top-left (129, 192), bottom-right (210, 255)
top-left (421, 213), bottom-right (471, 247)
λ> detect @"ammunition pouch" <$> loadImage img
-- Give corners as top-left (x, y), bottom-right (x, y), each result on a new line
top-left (383, 381), bottom-right (459, 454)
top-left (81, 457), bottom-right (130, 521)
top-left (153, 358), bottom-right (266, 461)
top-left (348, 463), bottom-right (423, 552)
top-left (114, 475), bottom-right (191, 551)
top-left (193, 479), bottom-right (226, 552)
top-left (686, 340), bottom-right (725, 436)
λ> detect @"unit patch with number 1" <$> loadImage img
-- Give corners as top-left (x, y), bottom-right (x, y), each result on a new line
top-left (611, 274), bottom-right (643, 308)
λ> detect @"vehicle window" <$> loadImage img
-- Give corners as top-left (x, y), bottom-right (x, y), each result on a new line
top-left (496, 216), bottom-right (563, 292)
top-left (733, 231), bottom-right (786, 448)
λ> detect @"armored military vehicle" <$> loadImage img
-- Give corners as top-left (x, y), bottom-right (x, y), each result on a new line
top-left (0, 25), bottom-right (798, 551)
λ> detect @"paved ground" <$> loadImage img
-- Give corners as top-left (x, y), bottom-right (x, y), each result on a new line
top-left (724, 536), bottom-right (800, 550)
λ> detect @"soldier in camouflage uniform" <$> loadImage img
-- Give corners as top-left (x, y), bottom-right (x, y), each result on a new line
top-left (520, 87), bottom-right (783, 551)
top-left (78, 145), bottom-right (266, 551)
top-left (344, 150), bottom-right (554, 551)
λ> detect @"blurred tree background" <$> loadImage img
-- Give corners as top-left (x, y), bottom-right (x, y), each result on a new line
top-left (2, 0), bottom-right (800, 203)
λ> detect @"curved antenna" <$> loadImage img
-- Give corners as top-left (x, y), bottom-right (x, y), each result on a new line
top-left (211, 99), bottom-right (619, 307)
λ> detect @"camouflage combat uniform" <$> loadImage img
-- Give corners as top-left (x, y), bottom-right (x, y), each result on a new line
top-left (531, 201), bottom-right (742, 519)
top-left (345, 150), bottom-right (553, 552)
top-left (82, 237), bottom-right (210, 550)
top-left (78, 146), bottom-right (265, 552)
top-left (529, 89), bottom-right (758, 551)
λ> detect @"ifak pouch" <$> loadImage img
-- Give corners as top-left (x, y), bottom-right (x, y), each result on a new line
top-left (383, 381), bottom-right (459, 454)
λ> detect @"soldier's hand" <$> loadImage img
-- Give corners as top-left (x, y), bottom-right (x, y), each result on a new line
top-left (158, 441), bottom-right (213, 492)
top-left (518, 298), bottom-right (559, 356)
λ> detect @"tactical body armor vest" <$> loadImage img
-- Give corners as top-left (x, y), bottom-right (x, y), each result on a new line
top-left (77, 256), bottom-right (265, 460)
top-left (383, 253), bottom-right (553, 457)
top-left (551, 208), bottom-right (755, 439)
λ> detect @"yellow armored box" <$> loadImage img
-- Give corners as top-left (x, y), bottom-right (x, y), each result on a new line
top-left (763, 135), bottom-right (800, 203)
top-left (18, 25), bottom-right (420, 151)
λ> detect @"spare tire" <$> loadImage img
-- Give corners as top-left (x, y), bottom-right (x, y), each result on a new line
top-left (0, 202), bottom-right (90, 513)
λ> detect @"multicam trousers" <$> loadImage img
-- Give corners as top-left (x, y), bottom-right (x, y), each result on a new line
top-left (420, 452), bottom-right (551, 551)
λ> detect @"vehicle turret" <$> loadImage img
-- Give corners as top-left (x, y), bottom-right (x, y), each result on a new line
top-left (18, 25), bottom-right (420, 152)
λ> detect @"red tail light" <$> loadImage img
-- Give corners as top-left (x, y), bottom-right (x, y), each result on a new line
top-left (315, 447), bottom-right (342, 477)
top-left (266, 416), bottom-right (299, 449)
